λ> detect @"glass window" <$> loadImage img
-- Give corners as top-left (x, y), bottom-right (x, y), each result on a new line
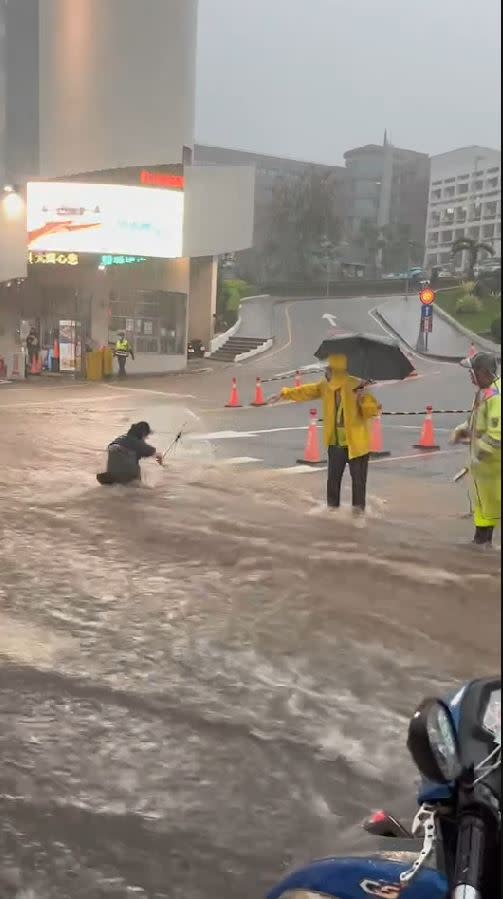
top-left (483, 224), bottom-right (495, 239)
top-left (487, 177), bottom-right (499, 189)
top-left (108, 289), bottom-right (187, 355)
top-left (471, 202), bottom-right (482, 221)
top-left (456, 207), bottom-right (467, 223)
top-left (441, 230), bottom-right (453, 243)
top-left (485, 201), bottom-right (498, 218)
top-left (429, 232), bottom-right (439, 245)
top-left (488, 166), bottom-right (499, 174)
top-left (457, 183), bottom-right (469, 194)
top-left (445, 177), bottom-right (456, 183)
top-left (454, 228), bottom-right (465, 240)
top-left (431, 188), bottom-right (442, 201)
top-left (469, 226), bottom-right (480, 239)
top-left (444, 186), bottom-right (455, 198)
top-left (457, 173), bottom-right (470, 180)
top-left (473, 180), bottom-right (484, 191)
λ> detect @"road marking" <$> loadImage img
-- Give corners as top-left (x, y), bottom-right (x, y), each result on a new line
top-left (222, 456), bottom-right (262, 465)
top-left (189, 422), bottom-right (453, 441)
top-left (322, 312), bottom-right (338, 327)
top-left (0, 393), bottom-right (130, 410)
top-left (275, 447), bottom-right (463, 473)
top-left (101, 383), bottom-right (196, 399)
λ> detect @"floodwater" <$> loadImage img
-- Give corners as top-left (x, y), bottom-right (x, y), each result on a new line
top-left (0, 395), bottom-right (500, 899)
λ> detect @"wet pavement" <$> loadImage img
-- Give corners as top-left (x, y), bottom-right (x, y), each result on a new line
top-left (0, 381), bottom-right (500, 899)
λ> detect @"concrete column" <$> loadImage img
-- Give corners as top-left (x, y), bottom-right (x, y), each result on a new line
top-left (188, 256), bottom-right (217, 346)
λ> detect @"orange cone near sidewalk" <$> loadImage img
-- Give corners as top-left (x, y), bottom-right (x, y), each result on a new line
top-left (251, 377), bottom-right (266, 406)
top-left (297, 408), bottom-right (325, 466)
top-left (225, 377), bottom-right (242, 408)
top-left (295, 370), bottom-right (302, 387)
top-left (413, 405), bottom-right (440, 451)
top-left (369, 412), bottom-right (391, 458)
top-left (468, 342), bottom-right (477, 358)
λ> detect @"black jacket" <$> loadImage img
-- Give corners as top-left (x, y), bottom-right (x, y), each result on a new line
top-left (106, 434), bottom-right (156, 482)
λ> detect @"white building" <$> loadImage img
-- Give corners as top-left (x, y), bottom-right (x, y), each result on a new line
top-left (0, 0), bottom-right (254, 377)
top-left (424, 146), bottom-right (501, 273)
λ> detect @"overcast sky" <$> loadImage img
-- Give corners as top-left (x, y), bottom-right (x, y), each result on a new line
top-left (196, 0), bottom-right (501, 164)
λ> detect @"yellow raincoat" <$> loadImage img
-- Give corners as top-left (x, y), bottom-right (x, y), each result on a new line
top-left (455, 377), bottom-right (501, 527)
top-left (281, 359), bottom-right (379, 459)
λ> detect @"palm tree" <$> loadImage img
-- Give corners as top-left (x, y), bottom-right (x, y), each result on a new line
top-left (450, 238), bottom-right (495, 279)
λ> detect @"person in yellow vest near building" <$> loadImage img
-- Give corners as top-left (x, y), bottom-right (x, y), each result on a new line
top-left (114, 331), bottom-right (135, 378)
top-left (271, 354), bottom-right (379, 513)
top-left (451, 352), bottom-right (501, 548)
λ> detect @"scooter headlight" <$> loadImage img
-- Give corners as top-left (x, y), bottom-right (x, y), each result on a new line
top-left (407, 697), bottom-right (461, 784)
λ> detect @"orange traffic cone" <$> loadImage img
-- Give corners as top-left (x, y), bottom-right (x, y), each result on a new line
top-left (468, 342), bottom-right (477, 358)
top-left (413, 405), bottom-right (440, 451)
top-left (251, 376), bottom-right (266, 407)
top-left (369, 413), bottom-right (390, 458)
top-left (295, 370), bottom-right (302, 387)
top-left (297, 408), bottom-right (325, 466)
top-left (30, 354), bottom-right (41, 375)
top-left (225, 377), bottom-right (242, 408)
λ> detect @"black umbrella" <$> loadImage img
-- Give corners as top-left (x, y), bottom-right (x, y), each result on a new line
top-left (314, 332), bottom-right (415, 381)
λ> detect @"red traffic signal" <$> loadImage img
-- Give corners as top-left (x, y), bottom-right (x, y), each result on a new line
top-left (419, 287), bottom-right (436, 305)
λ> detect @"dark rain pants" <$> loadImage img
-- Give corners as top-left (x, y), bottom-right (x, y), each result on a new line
top-left (327, 446), bottom-right (369, 511)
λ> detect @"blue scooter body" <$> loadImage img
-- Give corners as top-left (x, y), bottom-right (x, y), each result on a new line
top-left (267, 853), bottom-right (447, 898)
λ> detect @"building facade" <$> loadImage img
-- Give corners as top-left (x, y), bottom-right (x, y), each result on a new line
top-left (343, 137), bottom-right (430, 272)
top-left (0, 0), bottom-right (254, 377)
top-left (194, 144), bottom-right (348, 282)
top-left (424, 146), bottom-right (501, 273)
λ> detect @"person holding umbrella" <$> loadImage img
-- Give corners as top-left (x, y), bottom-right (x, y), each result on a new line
top-left (270, 334), bottom-right (414, 514)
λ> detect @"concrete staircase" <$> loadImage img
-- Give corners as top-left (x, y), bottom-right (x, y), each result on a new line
top-left (209, 335), bottom-right (269, 362)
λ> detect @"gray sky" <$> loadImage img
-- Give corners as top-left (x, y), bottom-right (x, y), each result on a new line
top-left (196, 0), bottom-right (501, 164)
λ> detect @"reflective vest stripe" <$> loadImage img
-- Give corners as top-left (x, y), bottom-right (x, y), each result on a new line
top-left (335, 394), bottom-right (347, 446)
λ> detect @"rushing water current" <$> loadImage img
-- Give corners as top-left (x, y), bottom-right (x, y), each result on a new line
top-left (0, 396), bottom-right (500, 898)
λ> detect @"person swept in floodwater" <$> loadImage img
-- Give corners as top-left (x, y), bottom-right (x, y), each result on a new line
top-left (97, 421), bottom-right (163, 486)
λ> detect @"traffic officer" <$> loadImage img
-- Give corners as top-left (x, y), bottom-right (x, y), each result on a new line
top-left (451, 352), bottom-right (501, 547)
top-left (114, 331), bottom-right (134, 377)
top-left (272, 354), bottom-right (379, 513)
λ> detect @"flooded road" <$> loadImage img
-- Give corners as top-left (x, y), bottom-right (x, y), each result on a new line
top-left (0, 386), bottom-right (500, 898)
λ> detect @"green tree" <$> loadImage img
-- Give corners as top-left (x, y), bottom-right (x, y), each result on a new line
top-left (451, 238), bottom-right (495, 279)
top-left (264, 168), bottom-right (342, 281)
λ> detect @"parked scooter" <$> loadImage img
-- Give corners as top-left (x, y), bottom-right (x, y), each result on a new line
top-left (267, 676), bottom-right (501, 898)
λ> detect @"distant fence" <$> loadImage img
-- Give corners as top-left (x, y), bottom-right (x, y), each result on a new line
top-left (260, 278), bottom-right (459, 298)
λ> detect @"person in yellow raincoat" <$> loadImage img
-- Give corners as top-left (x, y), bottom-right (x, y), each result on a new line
top-left (451, 352), bottom-right (501, 548)
top-left (272, 354), bottom-right (379, 512)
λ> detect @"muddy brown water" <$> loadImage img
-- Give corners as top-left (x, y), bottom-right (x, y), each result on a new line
top-left (0, 398), bottom-right (500, 898)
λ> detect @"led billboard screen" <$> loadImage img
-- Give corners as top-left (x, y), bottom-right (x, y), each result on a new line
top-left (27, 181), bottom-right (184, 259)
